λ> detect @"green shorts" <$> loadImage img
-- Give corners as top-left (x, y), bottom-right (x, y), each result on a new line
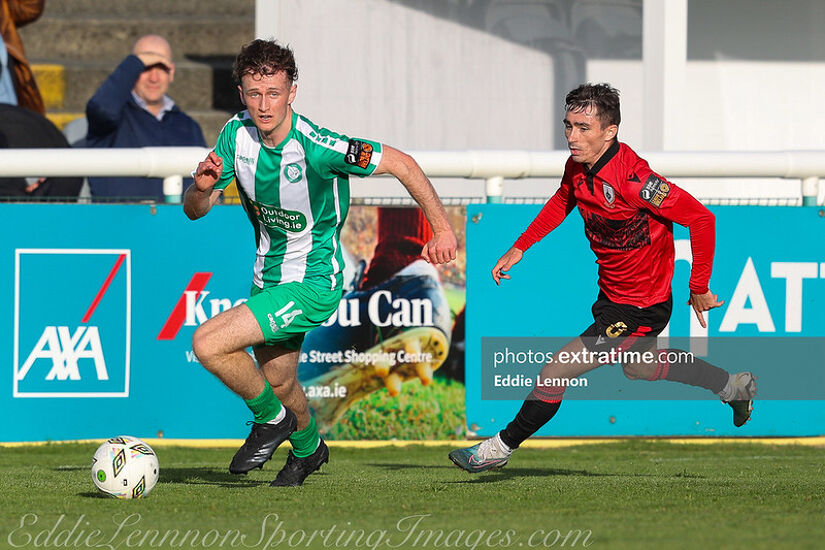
top-left (246, 282), bottom-right (342, 350)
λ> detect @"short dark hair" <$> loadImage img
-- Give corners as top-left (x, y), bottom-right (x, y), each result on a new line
top-left (565, 83), bottom-right (620, 128)
top-left (232, 39), bottom-right (298, 85)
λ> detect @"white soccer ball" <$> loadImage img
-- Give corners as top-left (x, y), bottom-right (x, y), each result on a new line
top-left (91, 436), bottom-right (159, 499)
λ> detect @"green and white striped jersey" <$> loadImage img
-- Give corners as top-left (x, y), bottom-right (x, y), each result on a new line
top-left (213, 110), bottom-right (383, 291)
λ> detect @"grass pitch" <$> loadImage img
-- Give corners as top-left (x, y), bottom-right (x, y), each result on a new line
top-left (326, 377), bottom-right (466, 440)
top-left (1, 440), bottom-right (824, 549)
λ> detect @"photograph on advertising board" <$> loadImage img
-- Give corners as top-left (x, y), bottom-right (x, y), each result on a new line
top-left (298, 205), bottom-right (467, 440)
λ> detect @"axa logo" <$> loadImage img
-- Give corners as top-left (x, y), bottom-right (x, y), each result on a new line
top-left (19, 326), bottom-right (108, 382)
top-left (14, 249), bottom-right (131, 398)
top-left (157, 273), bottom-right (247, 340)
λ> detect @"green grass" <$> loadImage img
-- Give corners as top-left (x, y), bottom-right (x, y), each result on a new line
top-left (1, 441), bottom-right (824, 549)
top-left (325, 377), bottom-right (466, 440)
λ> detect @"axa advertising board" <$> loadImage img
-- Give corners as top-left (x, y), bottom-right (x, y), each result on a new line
top-left (1, 204), bottom-right (465, 442)
top-left (1, 205), bottom-right (253, 441)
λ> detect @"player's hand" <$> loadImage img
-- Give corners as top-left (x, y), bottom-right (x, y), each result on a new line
top-left (687, 290), bottom-right (724, 329)
top-left (194, 151), bottom-right (223, 192)
top-left (421, 229), bottom-right (457, 264)
top-left (136, 52), bottom-right (172, 71)
top-left (492, 247), bottom-right (523, 285)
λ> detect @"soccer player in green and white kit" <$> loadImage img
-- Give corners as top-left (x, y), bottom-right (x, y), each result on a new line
top-left (184, 39), bottom-right (457, 486)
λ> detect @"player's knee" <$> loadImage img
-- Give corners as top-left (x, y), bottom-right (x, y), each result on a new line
top-left (191, 326), bottom-right (219, 369)
top-left (270, 376), bottom-right (297, 396)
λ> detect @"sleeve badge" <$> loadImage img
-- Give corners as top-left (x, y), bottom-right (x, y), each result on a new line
top-left (639, 175), bottom-right (670, 207)
top-left (345, 139), bottom-right (374, 169)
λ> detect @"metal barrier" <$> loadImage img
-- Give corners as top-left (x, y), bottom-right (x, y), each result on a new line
top-left (0, 147), bottom-right (822, 205)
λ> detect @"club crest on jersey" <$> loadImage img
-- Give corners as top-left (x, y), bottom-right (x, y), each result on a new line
top-left (284, 163), bottom-right (303, 183)
top-left (602, 183), bottom-right (616, 207)
top-left (345, 140), bottom-right (373, 169)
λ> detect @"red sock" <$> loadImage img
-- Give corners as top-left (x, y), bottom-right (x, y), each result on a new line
top-left (361, 207), bottom-right (433, 289)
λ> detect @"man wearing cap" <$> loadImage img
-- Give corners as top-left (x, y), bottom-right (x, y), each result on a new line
top-left (86, 34), bottom-right (206, 202)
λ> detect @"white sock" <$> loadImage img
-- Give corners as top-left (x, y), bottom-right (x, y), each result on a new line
top-left (266, 406), bottom-right (286, 425)
top-left (718, 374), bottom-right (734, 401)
top-left (493, 433), bottom-right (512, 455)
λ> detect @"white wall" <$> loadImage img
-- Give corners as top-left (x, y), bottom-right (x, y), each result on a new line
top-left (684, 62), bottom-right (825, 151)
top-left (257, 0), bottom-right (825, 201)
top-left (259, 0), bottom-right (557, 151)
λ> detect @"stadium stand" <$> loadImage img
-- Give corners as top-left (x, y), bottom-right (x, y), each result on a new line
top-left (19, 0), bottom-right (253, 147)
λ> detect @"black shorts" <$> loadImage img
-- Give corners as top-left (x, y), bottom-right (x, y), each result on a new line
top-left (580, 291), bottom-right (672, 352)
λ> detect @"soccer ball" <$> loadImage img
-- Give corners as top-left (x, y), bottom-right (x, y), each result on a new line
top-left (91, 436), bottom-right (159, 499)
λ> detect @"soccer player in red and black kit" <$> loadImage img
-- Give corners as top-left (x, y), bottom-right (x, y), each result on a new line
top-left (449, 83), bottom-right (757, 473)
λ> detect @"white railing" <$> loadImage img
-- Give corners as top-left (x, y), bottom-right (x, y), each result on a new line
top-left (0, 147), bottom-right (822, 205)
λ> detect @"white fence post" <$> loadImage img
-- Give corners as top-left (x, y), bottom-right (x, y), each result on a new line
top-left (801, 177), bottom-right (820, 206)
top-left (485, 176), bottom-right (504, 204)
top-left (163, 175), bottom-right (184, 204)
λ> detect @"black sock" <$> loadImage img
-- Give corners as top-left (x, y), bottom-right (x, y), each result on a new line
top-left (659, 350), bottom-right (729, 393)
top-left (499, 397), bottom-right (562, 450)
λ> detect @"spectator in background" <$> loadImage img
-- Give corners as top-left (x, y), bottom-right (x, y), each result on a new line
top-left (86, 34), bottom-right (206, 202)
top-left (0, 35), bottom-right (16, 105)
top-left (0, 103), bottom-right (82, 198)
top-left (0, 0), bottom-right (45, 113)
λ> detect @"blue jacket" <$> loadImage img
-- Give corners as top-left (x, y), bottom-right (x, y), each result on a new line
top-left (86, 55), bottom-right (206, 201)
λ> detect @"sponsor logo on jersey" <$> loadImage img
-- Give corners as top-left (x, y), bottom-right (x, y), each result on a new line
top-left (237, 154), bottom-right (255, 165)
top-left (284, 163), bottom-right (303, 183)
top-left (606, 322), bottom-right (628, 338)
top-left (640, 175), bottom-right (670, 207)
top-left (345, 139), bottom-right (373, 169)
top-left (251, 200), bottom-right (308, 232)
top-left (628, 172), bottom-right (641, 182)
top-left (14, 249), bottom-right (131, 398)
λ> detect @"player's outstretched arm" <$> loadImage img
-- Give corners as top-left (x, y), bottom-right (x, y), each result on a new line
top-left (492, 247), bottom-right (523, 285)
top-left (374, 146), bottom-right (457, 264)
top-left (687, 290), bottom-right (724, 329)
top-left (184, 151), bottom-right (224, 220)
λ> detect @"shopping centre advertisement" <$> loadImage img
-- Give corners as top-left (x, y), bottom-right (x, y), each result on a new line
top-left (465, 205), bottom-right (825, 437)
top-left (1, 204), bottom-right (466, 442)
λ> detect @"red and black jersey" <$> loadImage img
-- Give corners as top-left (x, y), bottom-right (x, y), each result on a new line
top-left (513, 141), bottom-right (715, 308)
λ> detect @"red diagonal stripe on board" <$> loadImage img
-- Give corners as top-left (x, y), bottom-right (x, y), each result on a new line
top-left (81, 254), bottom-right (126, 323)
top-left (156, 272), bottom-right (212, 340)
